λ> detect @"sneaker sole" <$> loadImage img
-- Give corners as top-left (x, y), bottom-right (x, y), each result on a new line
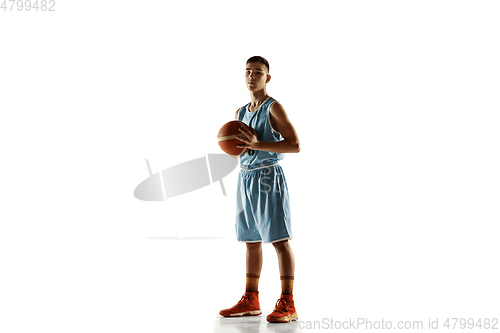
top-left (226, 310), bottom-right (262, 317)
top-left (267, 312), bottom-right (298, 323)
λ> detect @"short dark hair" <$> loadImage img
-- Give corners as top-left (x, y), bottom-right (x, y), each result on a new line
top-left (246, 56), bottom-right (270, 74)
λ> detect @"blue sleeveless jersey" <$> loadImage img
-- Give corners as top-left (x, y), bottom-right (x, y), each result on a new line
top-left (238, 96), bottom-right (285, 167)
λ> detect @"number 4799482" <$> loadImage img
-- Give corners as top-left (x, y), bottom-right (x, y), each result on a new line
top-left (1, 0), bottom-right (56, 11)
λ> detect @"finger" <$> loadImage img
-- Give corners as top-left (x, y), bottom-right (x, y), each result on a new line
top-left (240, 123), bottom-right (252, 134)
top-left (240, 122), bottom-right (254, 134)
top-left (238, 127), bottom-right (250, 135)
top-left (238, 128), bottom-right (251, 140)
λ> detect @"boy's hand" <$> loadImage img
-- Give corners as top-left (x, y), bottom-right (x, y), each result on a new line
top-left (236, 123), bottom-right (259, 150)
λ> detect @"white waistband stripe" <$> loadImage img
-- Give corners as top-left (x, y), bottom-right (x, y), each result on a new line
top-left (241, 162), bottom-right (278, 172)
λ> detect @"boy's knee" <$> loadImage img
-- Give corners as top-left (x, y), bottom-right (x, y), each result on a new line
top-left (246, 242), bottom-right (262, 251)
top-left (272, 239), bottom-right (289, 251)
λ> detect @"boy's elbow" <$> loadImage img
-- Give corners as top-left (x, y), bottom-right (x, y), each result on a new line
top-left (284, 138), bottom-right (300, 153)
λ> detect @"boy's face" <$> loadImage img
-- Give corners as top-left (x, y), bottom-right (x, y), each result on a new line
top-left (245, 62), bottom-right (270, 91)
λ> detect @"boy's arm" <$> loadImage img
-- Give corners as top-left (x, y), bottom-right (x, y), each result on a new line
top-left (237, 102), bottom-right (300, 154)
top-left (235, 108), bottom-right (240, 120)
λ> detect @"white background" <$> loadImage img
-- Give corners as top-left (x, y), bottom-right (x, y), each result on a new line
top-left (1, 0), bottom-right (499, 332)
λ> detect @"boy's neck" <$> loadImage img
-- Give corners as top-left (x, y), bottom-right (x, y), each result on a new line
top-left (249, 90), bottom-right (270, 109)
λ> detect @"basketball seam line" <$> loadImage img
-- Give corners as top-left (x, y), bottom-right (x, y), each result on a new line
top-left (218, 135), bottom-right (239, 141)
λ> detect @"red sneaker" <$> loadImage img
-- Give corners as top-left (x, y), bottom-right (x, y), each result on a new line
top-left (266, 294), bottom-right (298, 323)
top-left (219, 291), bottom-right (262, 317)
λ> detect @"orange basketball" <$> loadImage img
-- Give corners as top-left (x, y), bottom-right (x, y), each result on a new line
top-left (217, 120), bottom-right (253, 156)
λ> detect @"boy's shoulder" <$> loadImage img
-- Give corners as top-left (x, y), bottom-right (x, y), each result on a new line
top-left (270, 100), bottom-right (284, 113)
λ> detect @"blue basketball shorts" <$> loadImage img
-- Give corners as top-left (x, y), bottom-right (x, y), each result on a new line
top-left (235, 161), bottom-right (292, 243)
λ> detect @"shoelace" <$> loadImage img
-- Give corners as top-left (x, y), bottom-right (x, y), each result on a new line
top-left (273, 298), bottom-right (291, 314)
top-left (231, 294), bottom-right (249, 310)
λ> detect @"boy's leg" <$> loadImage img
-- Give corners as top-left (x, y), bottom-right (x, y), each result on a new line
top-left (219, 242), bottom-right (263, 317)
top-left (246, 242), bottom-right (262, 292)
top-left (267, 239), bottom-right (298, 323)
top-left (273, 239), bottom-right (295, 293)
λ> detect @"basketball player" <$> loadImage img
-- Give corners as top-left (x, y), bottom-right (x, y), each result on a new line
top-left (219, 56), bottom-right (301, 323)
